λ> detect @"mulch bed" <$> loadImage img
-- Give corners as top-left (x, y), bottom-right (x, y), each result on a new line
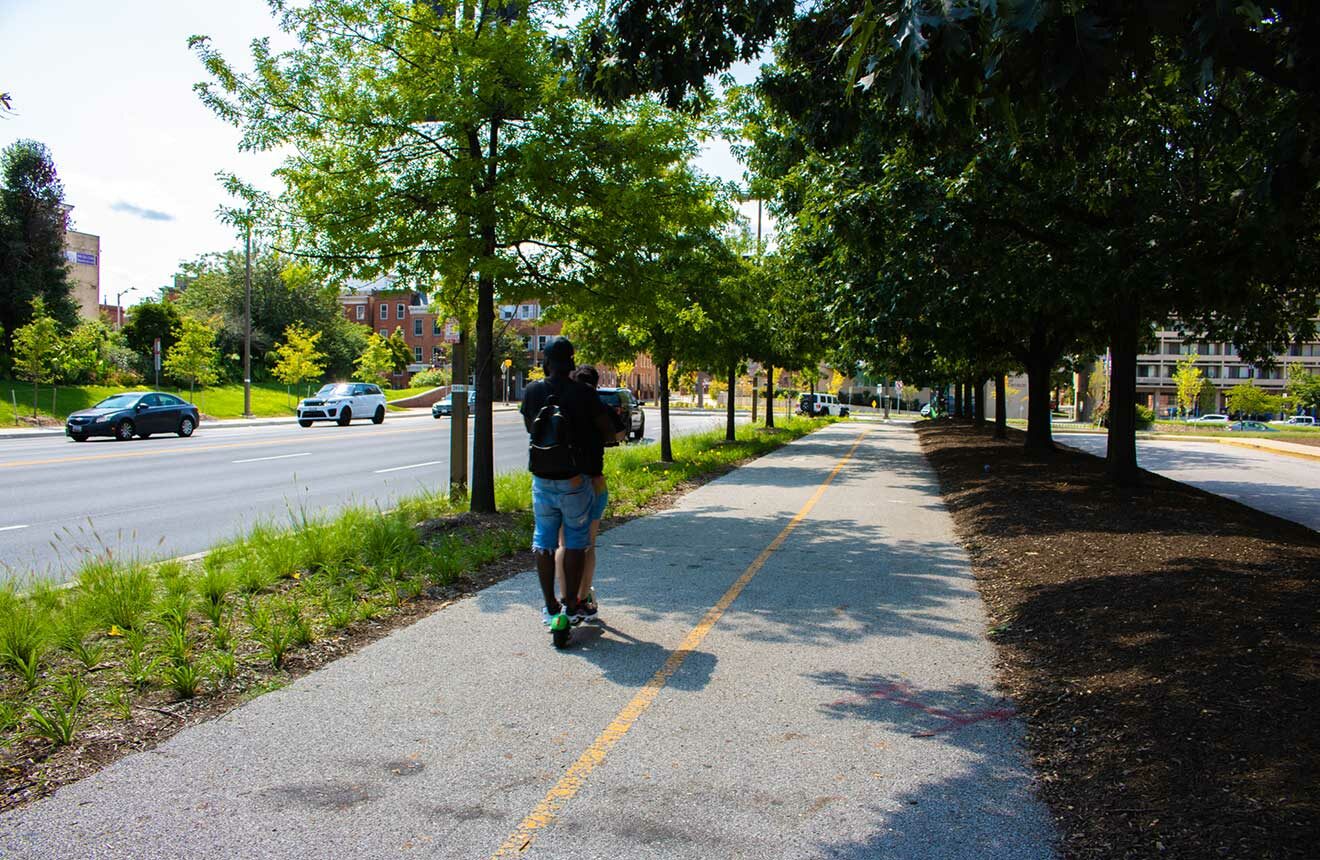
top-left (917, 421), bottom-right (1319, 860)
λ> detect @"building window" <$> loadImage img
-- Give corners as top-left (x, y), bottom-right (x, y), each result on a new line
top-left (413, 319), bottom-right (422, 337)
top-left (538, 335), bottom-right (548, 351)
top-left (413, 347), bottom-right (422, 362)
top-left (396, 302), bottom-right (405, 320)
top-left (432, 346), bottom-right (443, 360)
top-left (379, 305), bottom-right (388, 321)
top-left (356, 305), bottom-right (365, 320)
top-left (433, 319), bottom-right (442, 336)
top-left (522, 336), bottom-right (532, 351)
top-left (1137, 364), bottom-right (1156, 378)
top-left (380, 328), bottom-right (388, 338)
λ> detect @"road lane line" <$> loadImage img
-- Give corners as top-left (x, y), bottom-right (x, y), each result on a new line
top-left (489, 427), bottom-right (869, 858)
top-left (232, 452), bottom-right (312, 464)
top-left (373, 460), bottom-right (445, 474)
top-left (0, 524), bottom-right (29, 532)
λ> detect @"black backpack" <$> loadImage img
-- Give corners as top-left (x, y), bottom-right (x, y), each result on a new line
top-left (528, 388), bottom-right (578, 476)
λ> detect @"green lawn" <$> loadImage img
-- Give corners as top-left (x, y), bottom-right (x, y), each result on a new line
top-left (0, 380), bottom-right (451, 424)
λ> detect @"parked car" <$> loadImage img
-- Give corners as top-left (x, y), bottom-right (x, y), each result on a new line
top-left (596, 387), bottom-right (645, 442)
top-left (1228, 420), bottom-right (1278, 432)
top-left (919, 403), bottom-right (932, 417)
top-left (431, 391), bottom-right (475, 418)
top-left (1187, 413), bottom-right (1229, 424)
top-left (1274, 415), bottom-right (1317, 426)
top-left (297, 382), bottom-right (386, 427)
top-left (66, 392), bottom-right (199, 442)
top-left (798, 393), bottom-right (850, 417)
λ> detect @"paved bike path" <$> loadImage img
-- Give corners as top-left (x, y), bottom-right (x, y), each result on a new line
top-left (0, 423), bottom-right (1056, 859)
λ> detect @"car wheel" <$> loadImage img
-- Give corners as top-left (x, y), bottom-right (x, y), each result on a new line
top-left (840, 408), bottom-right (850, 417)
top-left (177, 417), bottom-right (195, 437)
top-left (116, 420), bottom-right (135, 441)
top-left (632, 417), bottom-right (645, 441)
top-left (819, 407), bottom-right (829, 416)
top-left (298, 419), bottom-right (313, 428)
top-left (71, 434), bottom-right (88, 443)
top-left (337, 407), bottom-right (352, 427)
top-left (372, 405), bottom-right (385, 424)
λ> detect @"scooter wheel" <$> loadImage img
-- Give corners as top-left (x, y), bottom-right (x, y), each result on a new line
top-left (552, 626), bottom-right (571, 649)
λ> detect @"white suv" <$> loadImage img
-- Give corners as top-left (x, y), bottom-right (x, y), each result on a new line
top-left (799, 393), bottom-right (850, 417)
top-left (297, 383), bottom-right (387, 427)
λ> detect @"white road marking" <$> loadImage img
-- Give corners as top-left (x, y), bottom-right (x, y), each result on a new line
top-left (232, 452), bottom-right (312, 464)
top-left (0, 524), bottom-right (29, 532)
top-left (373, 460), bottom-right (445, 474)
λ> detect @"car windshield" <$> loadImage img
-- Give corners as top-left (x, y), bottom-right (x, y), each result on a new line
top-left (598, 392), bottom-right (621, 407)
top-left (316, 384), bottom-right (354, 397)
top-left (95, 394), bottom-right (141, 409)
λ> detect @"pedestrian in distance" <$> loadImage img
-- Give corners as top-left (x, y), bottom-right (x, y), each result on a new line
top-left (520, 339), bottom-right (622, 645)
top-left (555, 364), bottom-right (626, 622)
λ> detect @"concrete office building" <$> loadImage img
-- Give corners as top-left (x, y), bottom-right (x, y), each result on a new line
top-left (61, 204), bottom-right (101, 320)
top-left (1136, 329), bottom-right (1320, 415)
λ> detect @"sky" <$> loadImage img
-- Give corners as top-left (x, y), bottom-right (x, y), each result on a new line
top-left (1, 0), bottom-right (767, 311)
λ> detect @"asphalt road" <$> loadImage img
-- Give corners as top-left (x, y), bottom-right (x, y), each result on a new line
top-left (0, 409), bottom-right (734, 583)
top-left (1058, 434), bottom-right (1320, 531)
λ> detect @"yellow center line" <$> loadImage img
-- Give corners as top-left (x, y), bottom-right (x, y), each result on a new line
top-left (0, 423), bottom-right (438, 470)
top-left (490, 427), bottom-right (870, 858)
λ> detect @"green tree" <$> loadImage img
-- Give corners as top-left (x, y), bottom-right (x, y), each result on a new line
top-left (177, 250), bottom-right (358, 378)
top-left (122, 299), bottom-right (182, 376)
top-left (12, 298), bottom-right (63, 417)
top-left (1284, 364), bottom-right (1320, 415)
top-left (1224, 381), bottom-right (1282, 419)
top-left (271, 323), bottom-right (327, 401)
top-left (0, 140), bottom-right (78, 354)
top-left (354, 333), bottom-right (394, 385)
top-left (193, 0), bottom-right (705, 512)
top-left (163, 316), bottom-right (220, 400)
top-left (57, 318), bottom-right (120, 384)
top-left (1173, 355), bottom-right (1207, 418)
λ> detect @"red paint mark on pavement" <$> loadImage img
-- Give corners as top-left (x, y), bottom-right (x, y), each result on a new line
top-left (828, 680), bottom-right (1015, 734)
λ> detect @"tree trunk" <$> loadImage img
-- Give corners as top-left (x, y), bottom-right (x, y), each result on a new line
top-left (994, 375), bottom-right (1007, 439)
top-left (468, 112), bottom-right (502, 513)
top-left (750, 373), bottom-right (757, 424)
top-left (725, 364), bottom-right (736, 442)
top-left (953, 383), bottom-right (963, 418)
top-left (658, 348), bottom-right (673, 462)
top-left (974, 378), bottom-right (986, 426)
top-left (1106, 302), bottom-right (1141, 486)
top-left (1024, 337), bottom-right (1056, 453)
top-left (764, 365), bottom-right (775, 428)
top-left (31, 380), bottom-right (37, 419)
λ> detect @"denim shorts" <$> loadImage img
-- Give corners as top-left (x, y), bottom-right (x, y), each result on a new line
top-left (531, 476), bottom-right (594, 552)
top-left (590, 487), bottom-right (609, 522)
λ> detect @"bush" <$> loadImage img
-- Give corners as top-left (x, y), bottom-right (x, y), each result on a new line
top-left (408, 368), bottom-right (450, 388)
top-left (1093, 403), bottom-right (1155, 430)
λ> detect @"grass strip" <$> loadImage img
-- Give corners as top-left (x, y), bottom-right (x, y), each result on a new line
top-left (0, 382), bottom-right (439, 424)
top-left (0, 415), bottom-right (829, 807)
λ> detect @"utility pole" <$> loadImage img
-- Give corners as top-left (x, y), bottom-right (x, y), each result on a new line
top-left (450, 329), bottom-right (469, 499)
top-left (242, 215), bottom-right (254, 419)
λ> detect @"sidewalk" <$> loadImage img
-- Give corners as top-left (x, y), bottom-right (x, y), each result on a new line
top-left (0, 423), bottom-right (1056, 859)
